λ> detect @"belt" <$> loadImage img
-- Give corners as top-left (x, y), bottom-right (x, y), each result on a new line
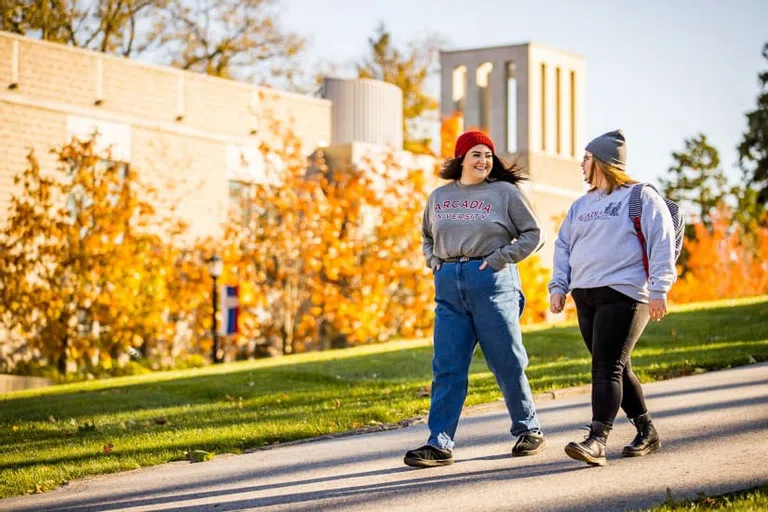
top-left (442, 256), bottom-right (485, 263)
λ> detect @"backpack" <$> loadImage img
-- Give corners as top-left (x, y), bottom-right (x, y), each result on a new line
top-left (628, 183), bottom-right (685, 277)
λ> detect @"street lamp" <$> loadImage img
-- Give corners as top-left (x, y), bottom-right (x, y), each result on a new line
top-left (207, 253), bottom-right (223, 364)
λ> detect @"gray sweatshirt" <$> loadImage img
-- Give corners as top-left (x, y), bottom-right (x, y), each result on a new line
top-left (548, 185), bottom-right (677, 302)
top-left (422, 180), bottom-right (544, 271)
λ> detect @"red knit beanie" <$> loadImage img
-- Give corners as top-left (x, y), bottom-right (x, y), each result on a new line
top-left (454, 130), bottom-right (495, 159)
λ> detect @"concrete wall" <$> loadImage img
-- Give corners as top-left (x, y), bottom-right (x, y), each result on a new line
top-left (0, 374), bottom-right (52, 393)
top-left (528, 44), bottom-right (586, 162)
top-left (522, 182), bottom-right (585, 267)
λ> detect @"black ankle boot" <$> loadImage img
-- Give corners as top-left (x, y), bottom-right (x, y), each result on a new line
top-left (622, 412), bottom-right (661, 457)
top-left (565, 420), bottom-right (612, 466)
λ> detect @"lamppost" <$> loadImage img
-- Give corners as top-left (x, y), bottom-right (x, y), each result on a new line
top-left (207, 253), bottom-right (223, 364)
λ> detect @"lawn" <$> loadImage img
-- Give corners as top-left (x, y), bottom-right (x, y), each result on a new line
top-left (1, 296), bottom-right (767, 498)
top-left (644, 483), bottom-right (768, 511)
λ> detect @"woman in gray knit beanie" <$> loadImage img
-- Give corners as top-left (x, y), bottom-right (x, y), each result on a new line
top-left (549, 129), bottom-right (679, 467)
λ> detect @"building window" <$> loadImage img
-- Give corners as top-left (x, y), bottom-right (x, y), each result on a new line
top-left (452, 65), bottom-right (467, 115)
top-left (476, 62), bottom-right (493, 133)
top-left (506, 62), bottom-right (517, 154)
top-left (570, 70), bottom-right (577, 157)
top-left (540, 63), bottom-right (547, 152)
top-left (556, 66), bottom-right (562, 155)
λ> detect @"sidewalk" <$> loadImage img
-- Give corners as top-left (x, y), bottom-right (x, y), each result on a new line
top-left (2, 363), bottom-right (767, 512)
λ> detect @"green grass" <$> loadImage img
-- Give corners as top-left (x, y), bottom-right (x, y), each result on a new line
top-left (643, 483), bottom-right (768, 511)
top-left (1, 296), bottom-right (767, 498)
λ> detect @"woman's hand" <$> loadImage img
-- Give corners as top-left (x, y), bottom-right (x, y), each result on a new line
top-left (550, 293), bottom-right (566, 314)
top-left (479, 261), bottom-right (489, 270)
top-left (649, 297), bottom-right (667, 321)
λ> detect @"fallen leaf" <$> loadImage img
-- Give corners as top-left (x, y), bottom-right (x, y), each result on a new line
top-left (334, 399), bottom-right (341, 409)
top-left (48, 416), bottom-right (57, 424)
top-left (153, 418), bottom-right (167, 425)
top-left (103, 443), bottom-right (114, 454)
top-left (416, 385), bottom-right (431, 398)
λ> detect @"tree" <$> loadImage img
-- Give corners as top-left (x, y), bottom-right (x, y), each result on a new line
top-left (440, 112), bottom-right (462, 160)
top-left (0, 136), bottom-right (201, 374)
top-left (659, 134), bottom-right (730, 274)
top-left (659, 134), bottom-right (729, 229)
top-left (1, 0), bottom-right (306, 88)
top-left (668, 205), bottom-right (768, 304)
top-left (1, 0), bottom-right (166, 56)
top-left (516, 255), bottom-right (552, 325)
top-left (738, 40), bottom-right (768, 209)
top-left (357, 23), bottom-right (442, 155)
top-left (730, 184), bottom-right (766, 242)
top-left (148, 0), bottom-right (305, 87)
top-left (220, 119), bottom-right (434, 356)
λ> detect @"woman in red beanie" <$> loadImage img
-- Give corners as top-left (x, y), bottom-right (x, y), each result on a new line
top-left (404, 131), bottom-right (546, 468)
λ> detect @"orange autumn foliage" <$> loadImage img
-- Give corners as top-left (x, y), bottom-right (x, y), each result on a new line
top-left (440, 112), bottom-right (463, 159)
top-left (219, 122), bottom-right (435, 356)
top-left (1, 125), bottom-right (588, 371)
top-left (516, 255), bottom-right (552, 325)
top-left (669, 205), bottom-right (768, 303)
top-left (0, 137), bottom-right (208, 373)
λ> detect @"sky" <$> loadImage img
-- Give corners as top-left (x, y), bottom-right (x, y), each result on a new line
top-left (279, 0), bottom-right (767, 186)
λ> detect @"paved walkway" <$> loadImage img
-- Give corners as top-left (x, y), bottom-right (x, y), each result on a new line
top-left (2, 363), bottom-right (767, 512)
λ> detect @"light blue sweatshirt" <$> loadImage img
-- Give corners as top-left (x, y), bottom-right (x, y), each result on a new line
top-left (548, 185), bottom-right (677, 303)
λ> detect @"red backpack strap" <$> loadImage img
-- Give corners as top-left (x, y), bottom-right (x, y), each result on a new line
top-left (629, 184), bottom-right (649, 277)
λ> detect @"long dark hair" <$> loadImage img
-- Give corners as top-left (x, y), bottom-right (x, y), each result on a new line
top-left (439, 154), bottom-right (528, 184)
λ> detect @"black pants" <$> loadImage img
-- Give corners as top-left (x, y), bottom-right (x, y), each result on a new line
top-left (572, 287), bottom-right (650, 426)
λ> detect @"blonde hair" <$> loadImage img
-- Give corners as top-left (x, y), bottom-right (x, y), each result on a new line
top-left (588, 156), bottom-right (638, 193)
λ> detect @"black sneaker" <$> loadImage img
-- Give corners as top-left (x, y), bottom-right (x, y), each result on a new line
top-left (404, 444), bottom-right (454, 468)
top-left (512, 432), bottom-right (546, 456)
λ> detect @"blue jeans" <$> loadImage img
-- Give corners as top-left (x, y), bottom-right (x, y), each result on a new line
top-left (427, 260), bottom-right (541, 450)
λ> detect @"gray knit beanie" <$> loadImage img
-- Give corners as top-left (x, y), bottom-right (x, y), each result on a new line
top-left (585, 129), bottom-right (626, 171)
